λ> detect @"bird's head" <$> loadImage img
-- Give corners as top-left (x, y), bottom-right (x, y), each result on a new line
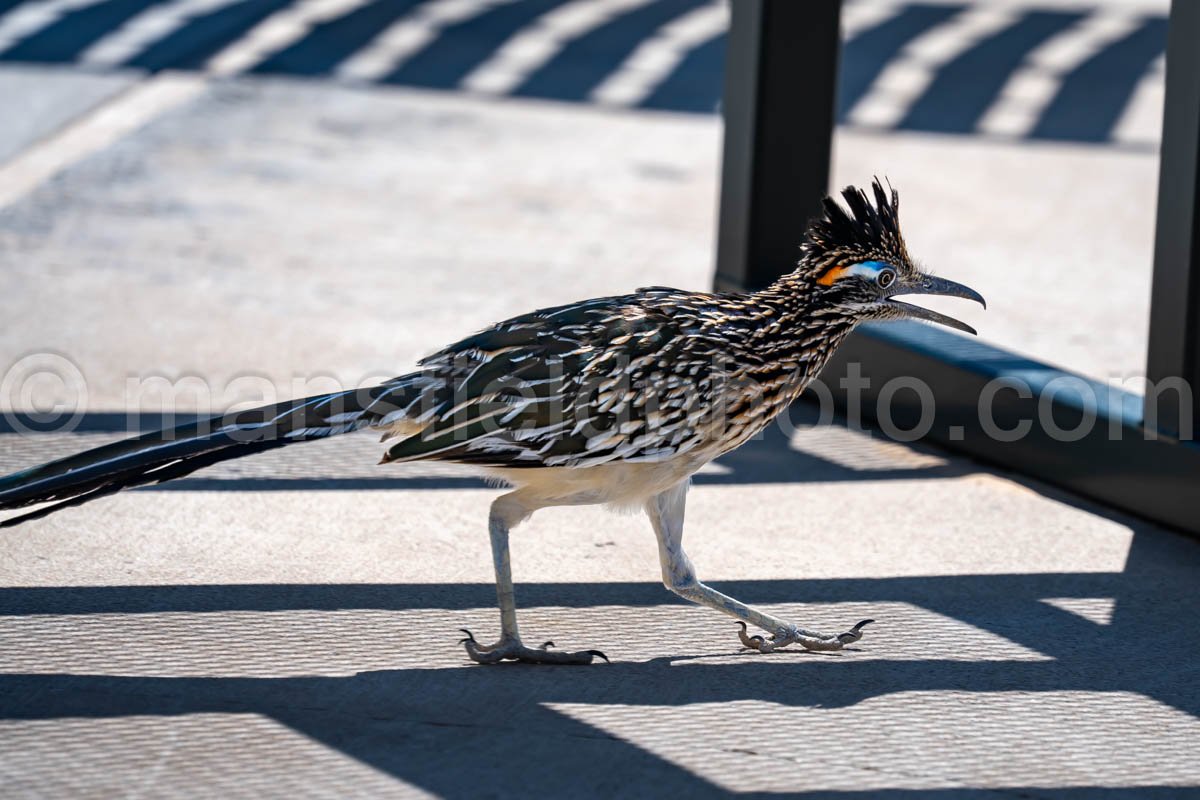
top-left (789, 179), bottom-right (985, 334)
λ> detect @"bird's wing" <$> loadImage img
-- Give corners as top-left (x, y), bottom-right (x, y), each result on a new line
top-left (380, 290), bottom-right (726, 468)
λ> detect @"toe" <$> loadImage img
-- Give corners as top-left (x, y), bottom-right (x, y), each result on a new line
top-left (514, 646), bottom-right (607, 665)
top-left (736, 622), bottom-right (774, 652)
top-left (458, 629), bottom-right (606, 665)
top-left (463, 641), bottom-right (506, 664)
top-left (458, 629), bottom-right (511, 663)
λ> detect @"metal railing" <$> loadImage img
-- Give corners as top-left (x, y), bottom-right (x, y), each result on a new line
top-left (714, 0), bottom-right (1200, 535)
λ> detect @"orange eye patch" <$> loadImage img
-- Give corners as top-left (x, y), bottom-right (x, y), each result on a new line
top-left (817, 265), bottom-right (851, 286)
top-left (817, 261), bottom-right (890, 286)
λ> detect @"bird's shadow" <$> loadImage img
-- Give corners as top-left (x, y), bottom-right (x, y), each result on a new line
top-left (2, 403), bottom-right (1199, 796)
top-left (2, 517), bottom-right (1199, 797)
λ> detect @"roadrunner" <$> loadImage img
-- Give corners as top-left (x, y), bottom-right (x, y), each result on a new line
top-left (0, 180), bottom-right (983, 664)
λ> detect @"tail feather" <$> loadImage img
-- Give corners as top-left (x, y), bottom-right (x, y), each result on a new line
top-left (0, 377), bottom-right (418, 527)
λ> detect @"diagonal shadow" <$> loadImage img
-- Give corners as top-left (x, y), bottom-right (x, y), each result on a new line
top-left (1, 654), bottom-right (1197, 797)
top-left (1, 522), bottom-right (1198, 796)
top-left (3, 393), bottom-right (1199, 795)
top-left (0, 572), bottom-right (1175, 615)
top-left (0, 0), bottom-right (1167, 146)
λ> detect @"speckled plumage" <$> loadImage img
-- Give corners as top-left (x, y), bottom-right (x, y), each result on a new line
top-left (373, 285), bottom-right (855, 472)
top-left (352, 184), bottom-right (915, 481)
top-left (0, 180), bottom-right (984, 664)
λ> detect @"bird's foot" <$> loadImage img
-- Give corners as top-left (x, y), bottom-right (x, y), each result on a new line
top-left (458, 629), bottom-right (609, 665)
top-left (736, 619), bottom-right (874, 653)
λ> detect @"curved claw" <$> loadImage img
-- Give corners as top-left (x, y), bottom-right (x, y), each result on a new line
top-left (457, 627), bottom-right (607, 665)
top-left (837, 618), bottom-right (876, 645)
top-left (736, 621), bottom-right (768, 650)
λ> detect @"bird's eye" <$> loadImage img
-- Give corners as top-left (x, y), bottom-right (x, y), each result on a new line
top-left (876, 269), bottom-right (896, 289)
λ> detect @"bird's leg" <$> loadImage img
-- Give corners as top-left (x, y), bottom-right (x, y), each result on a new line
top-left (460, 492), bottom-right (608, 665)
top-left (645, 482), bottom-right (873, 653)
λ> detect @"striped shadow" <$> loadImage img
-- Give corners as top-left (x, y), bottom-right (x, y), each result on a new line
top-left (251, 0), bottom-right (426, 77)
top-left (77, 0), bottom-right (247, 68)
top-left (125, 0), bottom-right (292, 70)
top-left (897, 9), bottom-right (1085, 134)
top-left (838, 3), bottom-right (963, 116)
top-left (0, 0), bottom-right (31, 13)
top-left (0, 0), bottom-right (170, 62)
top-left (383, 0), bottom-right (567, 88)
top-left (512, 0), bottom-right (705, 102)
top-left (1030, 16), bottom-right (1167, 143)
top-left (0, 0), bottom-right (1172, 147)
top-left (637, 26), bottom-right (721, 113)
top-left (589, 1), bottom-right (724, 109)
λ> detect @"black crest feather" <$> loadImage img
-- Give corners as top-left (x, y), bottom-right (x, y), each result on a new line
top-left (799, 178), bottom-right (909, 273)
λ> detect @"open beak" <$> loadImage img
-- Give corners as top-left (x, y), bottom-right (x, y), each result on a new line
top-left (887, 275), bottom-right (986, 336)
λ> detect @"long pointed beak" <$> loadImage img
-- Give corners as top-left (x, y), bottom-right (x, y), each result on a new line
top-left (888, 275), bottom-right (986, 336)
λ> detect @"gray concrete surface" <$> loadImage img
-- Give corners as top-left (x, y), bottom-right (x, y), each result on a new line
top-left (1, 74), bottom-right (1198, 797)
top-left (0, 73), bottom-right (1163, 400)
top-left (0, 65), bottom-right (138, 166)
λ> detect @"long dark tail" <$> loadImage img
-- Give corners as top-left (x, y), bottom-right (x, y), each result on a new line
top-left (0, 378), bottom-right (418, 528)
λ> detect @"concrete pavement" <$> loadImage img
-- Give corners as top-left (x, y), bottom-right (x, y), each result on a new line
top-left (0, 41), bottom-right (1198, 800)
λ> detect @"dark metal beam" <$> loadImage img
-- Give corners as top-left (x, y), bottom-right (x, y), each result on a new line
top-left (1146, 0), bottom-right (1200, 436)
top-left (711, 0), bottom-right (1200, 535)
top-left (819, 323), bottom-right (1200, 536)
top-left (714, 0), bottom-right (842, 292)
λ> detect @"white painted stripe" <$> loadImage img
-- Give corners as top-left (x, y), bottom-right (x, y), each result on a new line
top-left (841, 0), bottom-right (902, 40)
top-left (0, 72), bottom-right (206, 211)
top-left (588, 0), bottom-right (726, 108)
top-left (335, 0), bottom-right (513, 83)
top-left (204, 0), bottom-right (375, 77)
top-left (78, 0), bottom-right (243, 68)
top-left (0, 0), bottom-right (108, 52)
top-left (1112, 53), bottom-right (1165, 147)
top-left (460, 0), bottom-right (652, 95)
top-left (976, 11), bottom-right (1142, 138)
top-left (846, 6), bottom-right (1019, 128)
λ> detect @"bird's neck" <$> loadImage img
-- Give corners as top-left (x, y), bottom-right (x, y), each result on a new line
top-left (754, 277), bottom-right (859, 341)
top-left (690, 279), bottom-right (860, 458)
top-left (737, 278), bottom-right (861, 389)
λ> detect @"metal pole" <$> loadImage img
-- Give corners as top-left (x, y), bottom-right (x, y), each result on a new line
top-left (714, 0), bottom-right (842, 292)
top-left (1146, 0), bottom-right (1200, 438)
